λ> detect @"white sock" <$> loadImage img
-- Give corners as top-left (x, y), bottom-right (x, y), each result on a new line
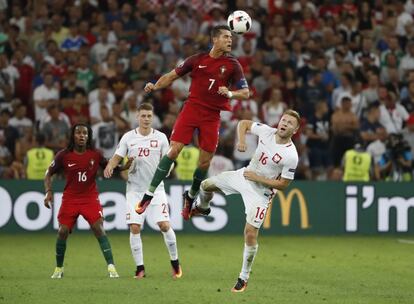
top-left (130, 232), bottom-right (143, 266)
top-left (239, 243), bottom-right (258, 281)
top-left (162, 228), bottom-right (178, 261)
top-left (197, 187), bottom-right (213, 209)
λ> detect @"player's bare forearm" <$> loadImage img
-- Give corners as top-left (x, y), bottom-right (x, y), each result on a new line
top-left (243, 170), bottom-right (291, 190)
top-left (237, 120), bottom-right (253, 151)
top-left (218, 87), bottom-right (250, 100)
top-left (44, 172), bottom-right (53, 193)
top-left (145, 70), bottom-right (179, 92)
top-left (230, 88), bottom-right (250, 100)
top-left (104, 154), bottom-right (123, 178)
top-left (44, 171), bottom-right (54, 208)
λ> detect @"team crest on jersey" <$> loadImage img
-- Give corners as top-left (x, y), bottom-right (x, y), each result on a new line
top-left (89, 159), bottom-right (95, 168)
top-left (150, 140), bottom-right (158, 148)
top-left (219, 65), bottom-right (227, 76)
top-left (272, 153), bottom-right (282, 164)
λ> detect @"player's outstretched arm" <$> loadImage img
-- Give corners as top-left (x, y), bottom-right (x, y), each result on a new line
top-left (236, 120), bottom-right (254, 152)
top-left (44, 169), bottom-right (54, 209)
top-left (104, 154), bottom-right (124, 178)
top-left (243, 171), bottom-right (292, 191)
top-left (144, 69), bottom-right (180, 93)
top-left (218, 87), bottom-right (250, 100)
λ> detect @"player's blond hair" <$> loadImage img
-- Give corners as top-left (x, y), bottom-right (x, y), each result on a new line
top-left (283, 109), bottom-right (301, 128)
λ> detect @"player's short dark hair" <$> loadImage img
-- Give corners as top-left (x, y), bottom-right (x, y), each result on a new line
top-left (211, 25), bottom-right (231, 39)
top-left (137, 103), bottom-right (154, 112)
top-left (283, 109), bottom-right (301, 128)
top-left (67, 123), bottom-right (93, 151)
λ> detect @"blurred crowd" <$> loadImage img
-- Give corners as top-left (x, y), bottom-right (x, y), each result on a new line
top-left (1, 0), bottom-right (414, 181)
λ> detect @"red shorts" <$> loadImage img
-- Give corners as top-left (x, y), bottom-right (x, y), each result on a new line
top-left (58, 199), bottom-right (103, 230)
top-left (171, 102), bottom-right (221, 153)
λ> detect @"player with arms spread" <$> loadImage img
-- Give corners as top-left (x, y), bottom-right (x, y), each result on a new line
top-left (104, 103), bottom-right (182, 280)
top-left (135, 25), bottom-right (250, 219)
top-left (193, 110), bottom-right (300, 292)
top-left (44, 123), bottom-right (132, 279)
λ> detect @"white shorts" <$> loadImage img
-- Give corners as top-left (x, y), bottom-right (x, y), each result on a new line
top-left (209, 168), bottom-right (271, 228)
top-left (126, 191), bottom-right (170, 225)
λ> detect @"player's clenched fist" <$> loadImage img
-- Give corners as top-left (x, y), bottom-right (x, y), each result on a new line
top-left (44, 191), bottom-right (53, 209)
top-left (237, 142), bottom-right (247, 152)
top-left (144, 82), bottom-right (155, 93)
top-left (217, 86), bottom-right (230, 97)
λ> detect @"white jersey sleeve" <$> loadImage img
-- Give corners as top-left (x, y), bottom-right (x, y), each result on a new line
top-left (250, 122), bottom-right (276, 138)
top-left (114, 132), bottom-right (129, 158)
top-left (281, 154), bottom-right (298, 180)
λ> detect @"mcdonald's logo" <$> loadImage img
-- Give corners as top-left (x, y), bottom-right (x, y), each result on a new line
top-left (263, 188), bottom-right (310, 229)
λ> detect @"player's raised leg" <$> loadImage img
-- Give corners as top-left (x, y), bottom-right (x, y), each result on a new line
top-left (182, 149), bottom-right (214, 220)
top-left (129, 224), bottom-right (145, 279)
top-left (51, 224), bottom-right (70, 279)
top-left (158, 221), bottom-right (182, 279)
top-left (136, 141), bottom-right (184, 214)
top-left (232, 223), bottom-right (259, 293)
top-left (91, 218), bottom-right (119, 278)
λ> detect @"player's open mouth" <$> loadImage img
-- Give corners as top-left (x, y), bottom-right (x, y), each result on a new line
top-left (280, 127), bottom-right (286, 131)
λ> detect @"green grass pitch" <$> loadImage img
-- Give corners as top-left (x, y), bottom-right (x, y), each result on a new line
top-left (0, 234), bottom-right (413, 304)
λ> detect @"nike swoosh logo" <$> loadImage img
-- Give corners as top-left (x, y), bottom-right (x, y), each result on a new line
top-left (130, 143), bottom-right (138, 147)
top-left (198, 65), bottom-right (207, 68)
top-left (68, 163), bottom-right (76, 167)
top-left (260, 140), bottom-right (265, 145)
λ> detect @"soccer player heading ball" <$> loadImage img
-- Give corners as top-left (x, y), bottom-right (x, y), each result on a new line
top-left (44, 124), bottom-right (132, 279)
top-left (195, 112), bottom-right (300, 292)
top-left (136, 25), bottom-right (250, 218)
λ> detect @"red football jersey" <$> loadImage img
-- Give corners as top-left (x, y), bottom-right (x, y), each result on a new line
top-left (48, 149), bottom-right (106, 202)
top-left (175, 53), bottom-right (248, 111)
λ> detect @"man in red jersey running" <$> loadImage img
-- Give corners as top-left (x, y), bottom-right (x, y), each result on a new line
top-left (136, 25), bottom-right (250, 220)
top-left (44, 124), bottom-right (132, 279)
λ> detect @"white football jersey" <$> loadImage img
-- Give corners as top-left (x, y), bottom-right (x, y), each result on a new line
top-left (246, 122), bottom-right (298, 195)
top-left (115, 128), bottom-right (169, 192)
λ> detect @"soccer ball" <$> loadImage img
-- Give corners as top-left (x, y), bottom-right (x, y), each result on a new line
top-left (227, 10), bottom-right (251, 34)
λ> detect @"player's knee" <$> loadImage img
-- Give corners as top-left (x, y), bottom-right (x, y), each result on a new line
top-left (167, 143), bottom-right (183, 159)
top-left (158, 221), bottom-right (170, 232)
top-left (58, 226), bottom-right (69, 239)
top-left (198, 159), bottom-right (211, 170)
top-left (130, 224), bottom-right (141, 234)
top-left (244, 226), bottom-right (258, 245)
top-left (201, 179), bottom-right (215, 191)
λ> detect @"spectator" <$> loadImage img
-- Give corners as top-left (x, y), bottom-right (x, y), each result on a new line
top-left (8, 104), bottom-right (33, 137)
top-left (63, 91), bottom-right (90, 126)
top-left (25, 133), bottom-right (54, 180)
top-left (60, 69), bottom-right (86, 108)
top-left (0, 109), bottom-right (19, 157)
top-left (306, 101), bottom-right (331, 179)
top-left (92, 105), bottom-right (119, 159)
top-left (261, 88), bottom-right (286, 127)
top-left (331, 96), bottom-right (360, 167)
top-left (379, 91), bottom-right (409, 134)
top-left (401, 80), bottom-right (414, 113)
top-left (360, 103), bottom-right (383, 145)
top-left (366, 126), bottom-right (388, 164)
top-left (42, 104), bottom-right (70, 153)
top-left (33, 72), bottom-right (59, 124)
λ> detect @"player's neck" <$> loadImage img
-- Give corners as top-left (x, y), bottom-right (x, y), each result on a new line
top-left (138, 127), bottom-right (151, 136)
top-left (275, 134), bottom-right (291, 145)
top-left (209, 47), bottom-right (225, 58)
top-left (74, 146), bottom-right (86, 154)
